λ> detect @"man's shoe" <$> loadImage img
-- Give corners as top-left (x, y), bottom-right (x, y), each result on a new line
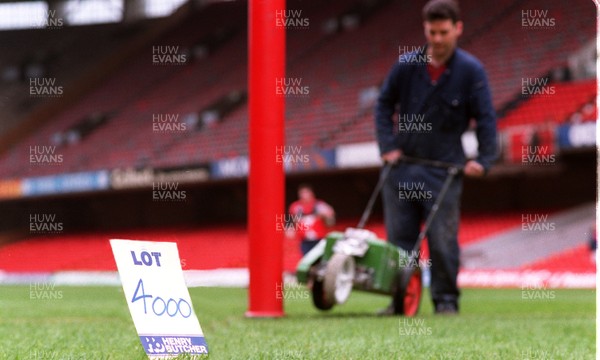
top-left (377, 303), bottom-right (399, 316)
top-left (434, 302), bottom-right (458, 315)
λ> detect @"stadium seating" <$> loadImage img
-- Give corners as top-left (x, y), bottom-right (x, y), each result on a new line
top-left (498, 79), bottom-right (596, 129)
top-left (521, 244), bottom-right (595, 273)
top-left (0, 213), bottom-right (536, 272)
top-left (0, 0), bottom-right (595, 178)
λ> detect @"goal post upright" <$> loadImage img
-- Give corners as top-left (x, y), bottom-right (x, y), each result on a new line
top-left (246, 0), bottom-right (286, 318)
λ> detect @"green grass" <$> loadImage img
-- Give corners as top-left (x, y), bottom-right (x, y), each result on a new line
top-left (0, 286), bottom-right (595, 359)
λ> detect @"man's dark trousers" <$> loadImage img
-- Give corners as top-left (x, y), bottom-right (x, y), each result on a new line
top-left (382, 162), bottom-right (462, 307)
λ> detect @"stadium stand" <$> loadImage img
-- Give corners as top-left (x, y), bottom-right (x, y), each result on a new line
top-left (0, 0), bottom-right (595, 177)
top-left (0, 0), bottom-right (595, 286)
top-left (499, 79), bottom-right (596, 129)
top-left (0, 22), bottom-right (146, 132)
top-left (0, 213), bottom-right (538, 273)
top-left (521, 244), bottom-right (595, 273)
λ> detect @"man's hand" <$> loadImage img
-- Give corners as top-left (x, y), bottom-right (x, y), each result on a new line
top-left (464, 160), bottom-right (485, 177)
top-left (381, 149), bottom-right (402, 164)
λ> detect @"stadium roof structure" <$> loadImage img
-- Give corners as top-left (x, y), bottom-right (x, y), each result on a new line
top-left (0, 0), bottom-right (195, 29)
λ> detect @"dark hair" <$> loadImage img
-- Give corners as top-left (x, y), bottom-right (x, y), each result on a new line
top-left (423, 0), bottom-right (461, 23)
top-left (298, 183), bottom-right (313, 192)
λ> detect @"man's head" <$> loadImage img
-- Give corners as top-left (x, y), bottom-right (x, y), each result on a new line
top-left (422, 0), bottom-right (463, 62)
top-left (298, 184), bottom-right (315, 203)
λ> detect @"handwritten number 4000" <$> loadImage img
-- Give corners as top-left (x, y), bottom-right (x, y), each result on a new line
top-left (131, 278), bottom-right (192, 318)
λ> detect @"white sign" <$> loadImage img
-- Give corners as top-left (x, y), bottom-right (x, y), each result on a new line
top-left (568, 122), bottom-right (596, 147)
top-left (110, 239), bottom-right (208, 358)
top-left (335, 142), bottom-right (382, 168)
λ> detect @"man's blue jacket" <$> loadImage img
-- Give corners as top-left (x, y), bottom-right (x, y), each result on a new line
top-left (375, 46), bottom-right (497, 171)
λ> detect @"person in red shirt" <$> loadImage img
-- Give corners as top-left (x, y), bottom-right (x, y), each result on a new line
top-left (286, 184), bottom-right (335, 255)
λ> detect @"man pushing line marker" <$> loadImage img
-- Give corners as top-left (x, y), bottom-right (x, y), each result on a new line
top-left (375, 0), bottom-right (497, 315)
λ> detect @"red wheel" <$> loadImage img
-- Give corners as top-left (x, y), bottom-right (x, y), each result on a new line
top-left (393, 266), bottom-right (422, 316)
top-left (402, 268), bottom-right (422, 316)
